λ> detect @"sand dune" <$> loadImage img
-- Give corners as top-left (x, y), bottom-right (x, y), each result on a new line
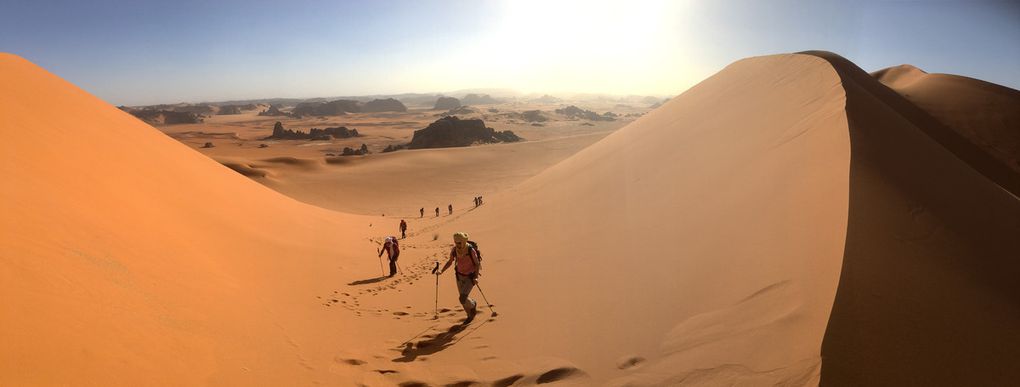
top-left (873, 64), bottom-right (1020, 179)
top-left (2, 50), bottom-right (1018, 386)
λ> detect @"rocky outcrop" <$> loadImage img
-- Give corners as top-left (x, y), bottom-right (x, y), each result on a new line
top-left (555, 105), bottom-right (616, 121)
top-left (461, 93), bottom-right (500, 105)
top-left (217, 104), bottom-right (257, 115)
top-left (291, 99), bottom-right (360, 116)
top-left (407, 116), bottom-right (522, 149)
top-left (262, 121), bottom-right (359, 140)
top-left (126, 109), bottom-right (203, 125)
top-left (433, 96), bottom-right (461, 110)
top-left (258, 105), bottom-right (290, 117)
top-left (362, 98), bottom-right (407, 112)
top-left (531, 94), bottom-right (561, 104)
top-left (340, 144), bottom-right (370, 156)
top-left (438, 106), bottom-right (478, 117)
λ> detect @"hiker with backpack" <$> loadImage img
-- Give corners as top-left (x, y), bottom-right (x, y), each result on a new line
top-left (437, 232), bottom-right (481, 323)
top-left (399, 219), bottom-right (407, 239)
top-left (378, 236), bottom-right (400, 277)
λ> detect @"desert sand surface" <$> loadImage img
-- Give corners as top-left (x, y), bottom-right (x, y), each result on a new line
top-left (2, 49), bottom-right (1019, 387)
top-left (156, 100), bottom-right (641, 215)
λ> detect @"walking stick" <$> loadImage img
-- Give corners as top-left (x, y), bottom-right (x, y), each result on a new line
top-left (377, 248), bottom-right (385, 276)
top-left (431, 262), bottom-right (440, 320)
top-left (475, 282), bottom-right (499, 317)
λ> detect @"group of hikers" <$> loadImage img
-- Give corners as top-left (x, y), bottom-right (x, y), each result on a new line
top-left (416, 195), bottom-right (484, 218)
top-left (376, 231), bottom-right (484, 324)
top-left (374, 198), bottom-right (489, 323)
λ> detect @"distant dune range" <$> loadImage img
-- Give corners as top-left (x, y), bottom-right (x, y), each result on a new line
top-left (1, 51), bottom-right (1017, 385)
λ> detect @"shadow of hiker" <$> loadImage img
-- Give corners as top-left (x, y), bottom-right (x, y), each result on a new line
top-left (392, 322), bottom-right (484, 362)
top-left (348, 276), bottom-right (388, 286)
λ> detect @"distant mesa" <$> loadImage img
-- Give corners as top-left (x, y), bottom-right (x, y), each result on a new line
top-left (258, 104), bottom-right (292, 117)
top-left (361, 98), bottom-right (407, 113)
top-left (438, 106), bottom-right (478, 117)
top-left (122, 107), bottom-right (204, 125)
top-left (531, 94), bottom-right (561, 104)
top-left (555, 105), bottom-right (616, 121)
top-left (461, 93), bottom-right (501, 105)
top-left (433, 96), bottom-right (461, 110)
top-left (407, 116), bottom-right (522, 149)
top-left (262, 121), bottom-right (359, 141)
top-left (216, 104), bottom-right (258, 115)
top-left (291, 99), bottom-right (360, 116)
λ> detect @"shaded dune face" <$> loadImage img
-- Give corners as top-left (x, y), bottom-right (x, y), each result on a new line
top-left (806, 52), bottom-right (1020, 386)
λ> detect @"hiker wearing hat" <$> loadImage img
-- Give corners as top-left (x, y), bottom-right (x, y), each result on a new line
top-left (438, 232), bottom-right (481, 323)
top-left (379, 236), bottom-right (400, 277)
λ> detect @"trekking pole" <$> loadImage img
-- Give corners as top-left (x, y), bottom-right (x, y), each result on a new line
top-left (431, 262), bottom-right (440, 320)
top-left (377, 248), bottom-right (385, 276)
top-left (474, 282), bottom-right (498, 317)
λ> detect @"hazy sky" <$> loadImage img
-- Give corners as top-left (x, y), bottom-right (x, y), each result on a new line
top-left (2, 0), bottom-right (1017, 105)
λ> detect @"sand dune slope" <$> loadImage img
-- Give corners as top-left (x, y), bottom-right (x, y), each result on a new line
top-left (0, 53), bottom-right (378, 386)
top-left (437, 52), bottom-right (1019, 385)
top-left (808, 51), bottom-right (1020, 386)
top-left (441, 54), bottom-right (852, 384)
top-left (873, 64), bottom-right (1020, 177)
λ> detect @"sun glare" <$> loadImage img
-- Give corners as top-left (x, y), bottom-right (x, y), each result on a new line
top-left (482, 0), bottom-right (686, 95)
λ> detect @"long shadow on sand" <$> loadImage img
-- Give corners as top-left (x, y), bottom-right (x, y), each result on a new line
top-left (392, 320), bottom-right (488, 363)
top-left (348, 276), bottom-right (388, 286)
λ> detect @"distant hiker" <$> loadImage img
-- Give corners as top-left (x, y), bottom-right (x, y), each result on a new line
top-left (379, 236), bottom-right (400, 277)
top-left (420, 208), bottom-right (424, 218)
top-left (399, 219), bottom-right (408, 239)
top-left (473, 196), bottom-right (479, 207)
top-left (437, 232), bottom-right (481, 323)
top-left (435, 207), bottom-right (440, 217)
top-left (448, 204), bottom-right (453, 215)
top-left (478, 196), bottom-right (484, 205)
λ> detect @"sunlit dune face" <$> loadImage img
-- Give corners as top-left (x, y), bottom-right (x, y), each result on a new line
top-left (484, 0), bottom-right (689, 94)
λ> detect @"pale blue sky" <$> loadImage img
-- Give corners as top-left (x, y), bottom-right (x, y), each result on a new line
top-left (2, 0), bottom-right (1017, 105)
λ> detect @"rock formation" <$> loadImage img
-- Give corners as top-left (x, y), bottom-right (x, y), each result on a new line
top-left (262, 121), bottom-right (359, 140)
top-left (461, 93), bottom-right (500, 105)
top-left (433, 96), bottom-right (461, 110)
top-left (258, 105), bottom-right (290, 117)
top-left (291, 99), bottom-right (360, 116)
top-left (555, 105), bottom-right (616, 121)
top-left (407, 116), bottom-right (522, 149)
top-left (126, 109), bottom-right (203, 125)
top-left (362, 98), bottom-right (407, 112)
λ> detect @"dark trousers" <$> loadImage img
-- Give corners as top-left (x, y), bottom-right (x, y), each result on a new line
top-left (388, 252), bottom-right (399, 276)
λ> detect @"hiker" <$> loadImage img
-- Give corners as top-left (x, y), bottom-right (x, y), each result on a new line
top-left (399, 219), bottom-right (407, 239)
top-left (420, 208), bottom-right (424, 218)
top-left (437, 232), bottom-right (481, 323)
top-left (435, 207), bottom-right (440, 217)
top-left (378, 236), bottom-right (400, 277)
top-left (448, 204), bottom-right (453, 215)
